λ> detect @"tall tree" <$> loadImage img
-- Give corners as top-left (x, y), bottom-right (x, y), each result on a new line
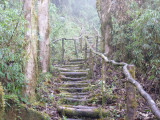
top-left (23, 0), bottom-right (38, 101)
top-left (38, 0), bottom-right (50, 73)
top-left (97, 0), bottom-right (112, 55)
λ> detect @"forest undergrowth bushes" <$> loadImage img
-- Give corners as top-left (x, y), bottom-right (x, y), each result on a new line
top-left (34, 69), bottom-right (61, 119)
top-left (111, 1), bottom-right (160, 99)
top-left (0, 1), bottom-right (25, 102)
top-left (91, 56), bottom-right (156, 119)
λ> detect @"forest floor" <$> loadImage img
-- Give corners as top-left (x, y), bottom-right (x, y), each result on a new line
top-left (32, 60), bottom-right (159, 120)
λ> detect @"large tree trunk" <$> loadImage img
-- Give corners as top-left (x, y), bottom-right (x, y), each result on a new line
top-left (97, 0), bottom-right (112, 56)
top-left (23, 0), bottom-right (38, 102)
top-left (38, 0), bottom-right (50, 73)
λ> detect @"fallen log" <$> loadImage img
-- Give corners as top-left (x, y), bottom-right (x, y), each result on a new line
top-left (57, 105), bottom-right (108, 118)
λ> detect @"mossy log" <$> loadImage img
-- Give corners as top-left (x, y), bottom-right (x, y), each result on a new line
top-left (57, 105), bottom-right (108, 118)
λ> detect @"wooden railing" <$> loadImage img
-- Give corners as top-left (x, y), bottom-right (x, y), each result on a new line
top-left (52, 36), bottom-right (100, 63)
top-left (52, 36), bottom-right (160, 119)
top-left (52, 37), bottom-right (81, 63)
top-left (85, 36), bottom-right (160, 120)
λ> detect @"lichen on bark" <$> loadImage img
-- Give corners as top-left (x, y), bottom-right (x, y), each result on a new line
top-left (23, 0), bottom-right (38, 102)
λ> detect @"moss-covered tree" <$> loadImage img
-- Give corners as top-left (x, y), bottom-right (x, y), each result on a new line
top-left (23, 0), bottom-right (38, 102)
top-left (97, 0), bottom-right (112, 56)
top-left (38, 0), bottom-right (50, 73)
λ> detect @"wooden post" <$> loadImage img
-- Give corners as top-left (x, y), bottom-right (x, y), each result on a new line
top-left (74, 39), bottom-right (78, 59)
top-left (96, 36), bottom-right (98, 52)
top-left (79, 37), bottom-right (83, 52)
top-left (89, 50), bottom-right (93, 78)
top-left (84, 40), bottom-right (87, 62)
top-left (62, 38), bottom-right (65, 64)
top-left (126, 65), bottom-right (137, 120)
top-left (102, 59), bottom-right (107, 106)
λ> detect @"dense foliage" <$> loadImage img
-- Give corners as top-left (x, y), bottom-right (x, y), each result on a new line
top-left (0, 1), bottom-right (25, 97)
top-left (112, 0), bottom-right (160, 91)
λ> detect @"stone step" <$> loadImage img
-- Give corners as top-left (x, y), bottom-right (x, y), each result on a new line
top-left (61, 95), bottom-right (88, 99)
top-left (57, 105), bottom-right (108, 118)
top-left (60, 87), bottom-right (90, 93)
top-left (67, 61), bottom-right (84, 65)
top-left (61, 76), bottom-right (87, 81)
top-left (55, 65), bottom-right (81, 70)
top-left (62, 79), bottom-right (93, 84)
top-left (69, 59), bottom-right (85, 62)
top-left (57, 64), bottom-right (83, 68)
top-left (61, 83), bottom-right (89, 87)
top-left (58, 92), bottom-right (89, 98)
top-left (62, 98), bottom-right (88, 103)
top-left (63, 118), bottom-right (83, 120)
top-left (66, 92), bottom-right (89, 95)
top-left (60, 72), bottom-right (88, 77)
top-left (56, 67), bottom-right (89, 72)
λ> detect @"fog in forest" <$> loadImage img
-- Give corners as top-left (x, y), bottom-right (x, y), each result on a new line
top-left (51, 0), bottom-right (100, 29)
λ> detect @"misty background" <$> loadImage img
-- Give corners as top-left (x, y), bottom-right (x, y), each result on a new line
top-left (50, 0), bottom-right (100, 38)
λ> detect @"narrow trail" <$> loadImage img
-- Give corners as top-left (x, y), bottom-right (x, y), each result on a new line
top-left (55, 59), bottom-right (107, 119)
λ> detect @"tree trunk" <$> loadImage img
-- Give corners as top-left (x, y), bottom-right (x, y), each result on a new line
top-left (23, 0), bottom-right (38, 102)
top-left (38, 0), bottom-right (50, 73)
top-left (97, 0), bottom-right (112, 56)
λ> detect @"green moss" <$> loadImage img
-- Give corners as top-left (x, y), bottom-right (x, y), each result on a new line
top-left (4, 97), bottom-right (50, 120)
top-left (131, 99), bottom-right (137, 109)
top-left (4, 94), bottom-right (20, 105)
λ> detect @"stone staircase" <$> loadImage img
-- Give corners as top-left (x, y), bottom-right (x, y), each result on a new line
top-left (56, 59), bottom-right (107, 119)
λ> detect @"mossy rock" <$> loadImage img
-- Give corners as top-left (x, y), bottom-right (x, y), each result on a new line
top-left (4, 104), bottom-right (50, 120)
top-left (3, 96), bottom-right (50, 120)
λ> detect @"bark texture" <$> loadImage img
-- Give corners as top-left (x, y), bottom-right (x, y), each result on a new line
top-left (23, 0), bottom-right (38, 102)
top-left (126, 65), bottom-right (137, 120)
top-left (97, 0), bottom-right (112, 55)
top-left (38, 0), bottom-right (50, 73)
top-left (112, 0), bottom-right (129, 24)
